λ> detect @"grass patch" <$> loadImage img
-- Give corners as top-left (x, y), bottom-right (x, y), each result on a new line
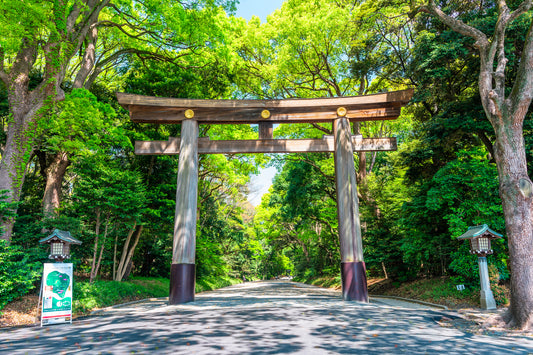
top-left (196, 275), bottom-right (241, 293)
top-left (306, 276), bottom-right (341, 289)
top-left (73, 277), bottom-right (169, 315)
top-left (381, 277), bottom-right (480, 308)
top-left (73, 275), bottom-right (242, 317)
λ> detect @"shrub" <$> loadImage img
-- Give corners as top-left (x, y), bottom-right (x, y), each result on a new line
top-left (0, 240), bottom-right (41, 312)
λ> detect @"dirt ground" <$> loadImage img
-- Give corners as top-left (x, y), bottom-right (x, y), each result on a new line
top-left (443, 307), bottom-right (533, 338)
top-left (0, 295), bottom-right (40, 327)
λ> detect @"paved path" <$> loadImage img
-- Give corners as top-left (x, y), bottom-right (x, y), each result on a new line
top-left (1, 281), bottom-right (532, 354)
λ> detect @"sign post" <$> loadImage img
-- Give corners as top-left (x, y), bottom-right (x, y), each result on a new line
top-left (41, 263), bottom-right (74, 326)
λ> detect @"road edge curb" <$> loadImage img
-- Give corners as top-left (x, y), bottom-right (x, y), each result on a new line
top-left (370, 294), bottom-right (448, 310)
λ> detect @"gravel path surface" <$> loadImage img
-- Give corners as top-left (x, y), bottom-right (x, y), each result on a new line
top-left (1, 281), bottom-right (532, 354)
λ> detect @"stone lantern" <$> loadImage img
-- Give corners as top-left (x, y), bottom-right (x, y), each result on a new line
top-left (457, 224), bottom-right (502, 310)
top-left (39, 229), bottom-right (82, 262)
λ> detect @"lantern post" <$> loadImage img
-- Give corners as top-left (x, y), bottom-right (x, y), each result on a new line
top-left (457, 224), bottom-right (502, 310)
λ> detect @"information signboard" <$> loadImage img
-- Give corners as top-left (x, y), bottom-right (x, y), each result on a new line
top-left (41, 263), bottom-right (73, 326)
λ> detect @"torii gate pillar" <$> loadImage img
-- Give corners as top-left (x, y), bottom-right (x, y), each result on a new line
top-left (334, 116), bottom-right (368, 302)
top-left (169, 119), bottom-right (199, 304)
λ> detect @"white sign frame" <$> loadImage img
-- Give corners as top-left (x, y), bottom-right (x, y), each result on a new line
top-left (41, 263), bottom-right (74, 326)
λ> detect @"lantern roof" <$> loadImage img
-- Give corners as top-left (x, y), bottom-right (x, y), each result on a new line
top-left (457, 224), bottom-right (503, 240)
top-left (39, 229), bottom-right (82, 245)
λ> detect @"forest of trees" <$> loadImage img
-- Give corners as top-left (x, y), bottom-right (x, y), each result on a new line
top-left (1, 0), bottom-right (532, 329)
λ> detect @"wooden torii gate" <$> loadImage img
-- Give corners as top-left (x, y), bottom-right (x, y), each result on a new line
top-left (117, 89), bottom-right (413, 304)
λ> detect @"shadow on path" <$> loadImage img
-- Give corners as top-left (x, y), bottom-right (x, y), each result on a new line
top-left (1, 281), bottom-right (532, 354)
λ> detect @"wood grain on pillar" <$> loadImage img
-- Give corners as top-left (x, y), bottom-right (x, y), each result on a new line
top-left (334, 117), bottom-right (364, 262)
top-left (172, 119), bottom-right (199, 265)
top-left (334, 117), bottom-right (368, 302)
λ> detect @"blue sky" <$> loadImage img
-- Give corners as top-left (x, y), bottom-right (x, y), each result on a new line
top-left (248, 166), bottom-right (277, 206)
top-left (235, 0), bottom-right (285, 22)
top-left (234, 0), bottom-right (285, 206)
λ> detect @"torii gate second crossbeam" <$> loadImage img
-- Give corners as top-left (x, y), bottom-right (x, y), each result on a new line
top-left (117, 89), bottom-right (413, 304)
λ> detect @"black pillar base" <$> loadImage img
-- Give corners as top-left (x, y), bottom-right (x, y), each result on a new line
top-left (340, 261), bottom-right (369, 302)
top-left (169, 263), bottom-right (195, 304)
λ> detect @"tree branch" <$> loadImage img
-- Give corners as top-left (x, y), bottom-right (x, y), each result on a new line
top-left (508, 1), bottom-right (533, 23)
top-left (287, 155), bottom-right (336, 183)
top-left (84, 47), bottom-right (182, 89)
top-left (508, 18), bottom-right (533, 122)
top-left (310, 123), bottom-right (332, 135)
top-left (490, 3), bottom-right (516, 100)
top-left (65, 0), bottom-right (82, 33)
top-left (420, 1), bottom-right (489, 49)
top-left (71, 0), bottom-right (110, 49)
top-left (73, 25), bottom-right (98, 88)
top-left (475, 130), bottom-right (495, 158)
top-left (11, 38), bottom-right (38, 89)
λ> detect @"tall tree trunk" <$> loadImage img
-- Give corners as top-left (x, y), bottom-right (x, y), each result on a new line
top-left (113, 234), bottom-right (118, 281)
top-left (37, 26), bottom-right (99, 218)
top-left (93, 214), bottom-right (110, 282)
top-left (115, 225), bottom-right (143, 281)
top-left (89, 208), bottom-right (101, 283)
top-left (493, 126), bottom-right (533, 329)
top-left (42, 152), bottom-right (71, 217)
top-left (0, 99), bottom-right (43, 240)
top-left (0, 37), bottom-right (62, 241)
top-left (381, 261), bottom-right (388, 279)
top-left (115, 224), bottom-right (136, 281)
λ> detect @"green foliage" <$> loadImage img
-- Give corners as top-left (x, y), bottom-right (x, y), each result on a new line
top-left (0, 240), bottom-right (41, 312)
top-left (39, 88), bottom-right (128, 158)
top-left (73, 277), bottom-right (170, 314)
top-left (397, 146), bottom-right (508, 279)
top-left (388, 277), bottom-right (480, 307)
top-left (72, 157), bottom-right (147, 225)
top-left (427, 148), bottom-right (507, 278)
top-left (68, 157), bottom-right (148, 278)
top-left (125, 61), bottom-right (234, 100)
top-left (254, 153), bottom-right (339, 281)
top-left (12, 214), bottom-right (82, 262)
top-left (235, 0), bottom-right (362, 98)
top-left (196, 223), bottom-right (230, 279)
top-left (363, 154), bottom-right (412, 278)
top-left (0, 190), bottom-right (18, 237)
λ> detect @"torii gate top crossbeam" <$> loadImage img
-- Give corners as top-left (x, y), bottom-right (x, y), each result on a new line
top-left (117, 89), bottom-right (413, 125)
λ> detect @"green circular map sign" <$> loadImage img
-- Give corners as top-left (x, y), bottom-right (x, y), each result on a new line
top-left (46, 271), bottom-right (70, 299)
